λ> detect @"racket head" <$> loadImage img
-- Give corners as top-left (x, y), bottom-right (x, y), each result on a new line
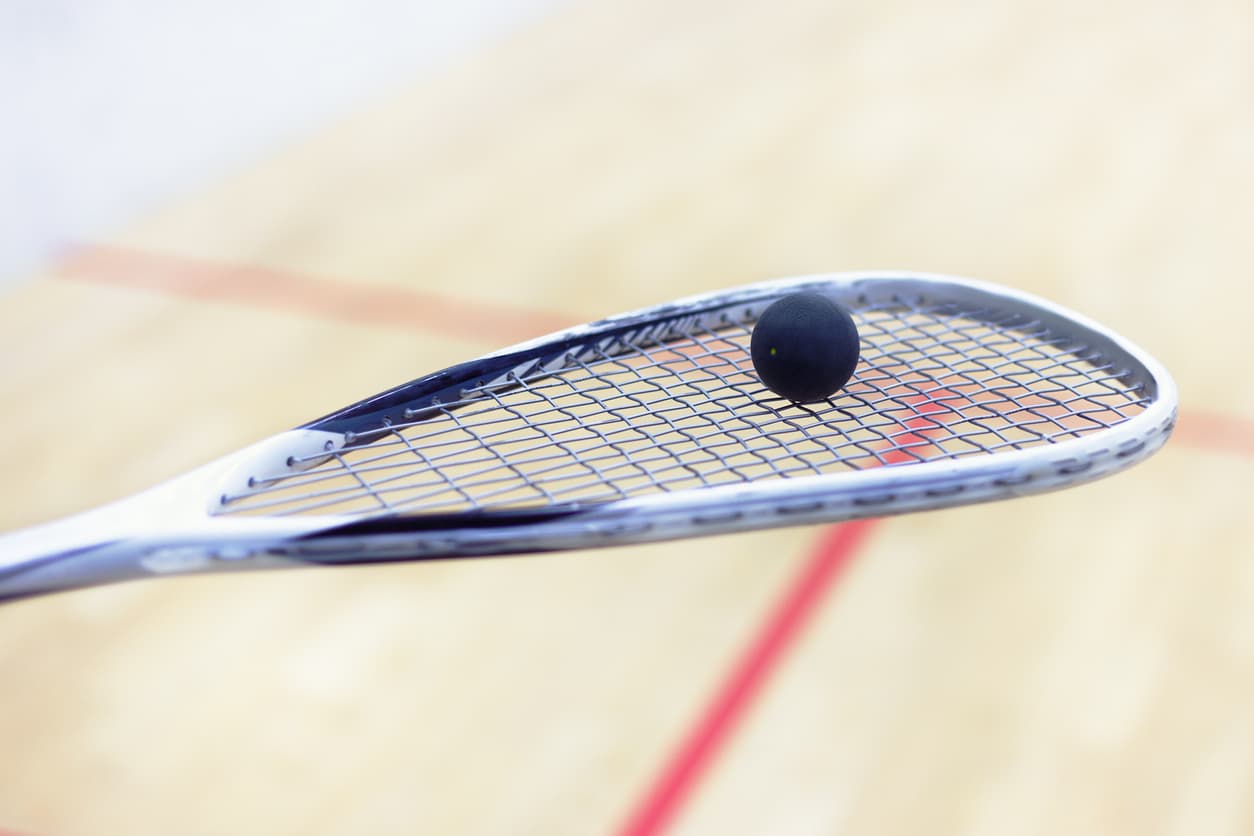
top-left (204, 271), bottom-right (1175, 561)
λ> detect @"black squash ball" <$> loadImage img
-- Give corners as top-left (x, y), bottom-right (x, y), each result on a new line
top-left (750, 292), bottom-right (860, 403)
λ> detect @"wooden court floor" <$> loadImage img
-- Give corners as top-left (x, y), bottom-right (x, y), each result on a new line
top-left (2, 1), bottom-right (1252, 834)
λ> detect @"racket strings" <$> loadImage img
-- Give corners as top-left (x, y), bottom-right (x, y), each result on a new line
top-left (217, 296), bottom-right (1151, 517)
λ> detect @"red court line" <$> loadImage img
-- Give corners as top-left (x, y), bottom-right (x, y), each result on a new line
top-left (55, 243), bottom-right (578, 346)
top-left (615, 520), bottom-right (878, 836)
top-left (1173, 411), bottom-right (1254, 458)
top-left (615, 403), bottom-right (952, 836)
top-left (43, 244), bottom-right (1254, 463)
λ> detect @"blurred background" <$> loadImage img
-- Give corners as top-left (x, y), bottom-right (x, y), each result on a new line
top-left (0, 0), bottom-right (552, 283)
top-left (1, 1), bottom-right (1252, 835)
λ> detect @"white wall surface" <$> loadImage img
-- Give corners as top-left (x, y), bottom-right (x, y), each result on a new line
top-left (0, 0), bottom-right (552, 285)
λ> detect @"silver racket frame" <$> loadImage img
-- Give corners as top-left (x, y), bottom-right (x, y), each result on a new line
top-left (0, 272), bottom-right (1177, 601)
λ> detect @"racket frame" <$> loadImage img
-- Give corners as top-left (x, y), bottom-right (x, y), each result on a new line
top-left (0, 272), bottom-right (1177, 600)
